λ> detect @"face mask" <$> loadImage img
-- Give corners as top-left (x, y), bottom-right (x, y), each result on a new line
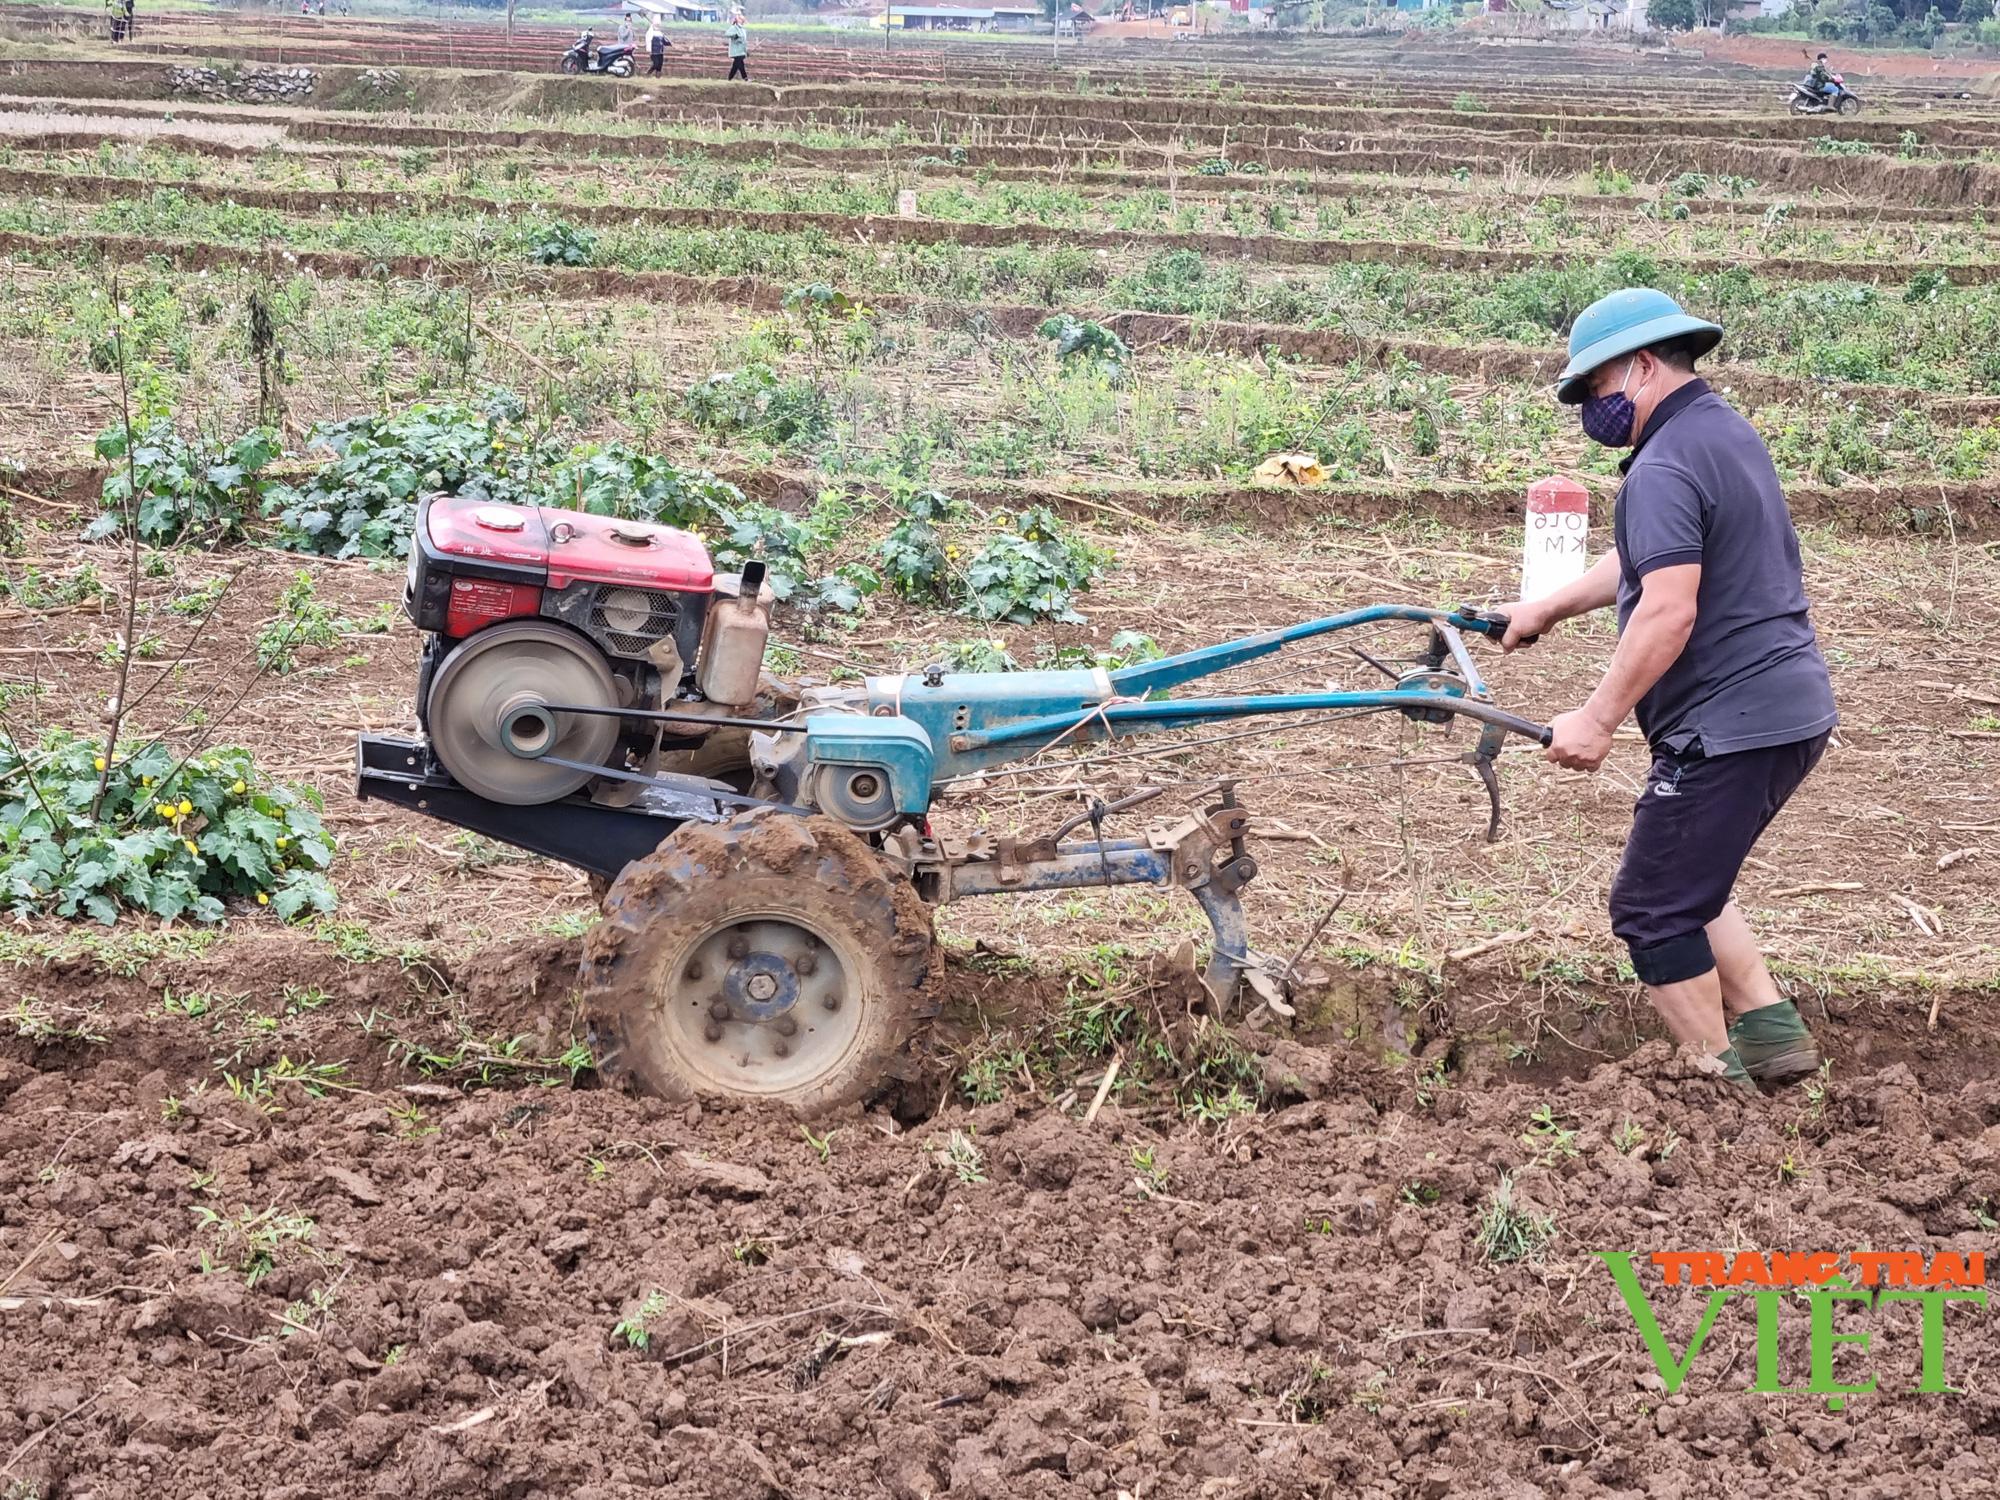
top-left (1579, 359), bottom-right (1643, 448)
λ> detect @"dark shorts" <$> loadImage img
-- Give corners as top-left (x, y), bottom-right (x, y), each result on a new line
top-left (1608, 732), bottom-right (1829, 985)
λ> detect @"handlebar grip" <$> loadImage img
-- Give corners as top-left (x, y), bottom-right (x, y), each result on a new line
top-left (1481, 707), bottom-right (1554, 748)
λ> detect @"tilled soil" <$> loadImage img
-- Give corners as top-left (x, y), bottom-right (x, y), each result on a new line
top-left (4, 935), bottom-right (1999, 1499)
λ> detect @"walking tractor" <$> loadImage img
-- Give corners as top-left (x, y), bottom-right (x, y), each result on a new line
top-left (358, 496), bottom-right (1553, 1111)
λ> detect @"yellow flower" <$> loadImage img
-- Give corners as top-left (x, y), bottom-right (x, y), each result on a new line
top-left (177, 799), bottom-right (193, 816)
top-left (230, 779), bottom-right (246, 795)
top-left (946, 545), bottom-right (961, 559)
top-left (93, 756), bottom-right (106, 772)
top-left (256, 892), bottom-right (270, 906)
top-left (183, 839), bottom-right (199, 857)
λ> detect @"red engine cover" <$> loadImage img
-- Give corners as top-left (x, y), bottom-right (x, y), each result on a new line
top-left (425, 496), bottom-right (715, 593)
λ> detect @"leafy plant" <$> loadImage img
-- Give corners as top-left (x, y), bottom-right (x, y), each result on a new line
top-left (960, 506), bottom-right (1107, 624)
top-left (940, 1128), bottom-right (986, 1184)
top-left (191, 1203), bottom-right (317, 1286)
top-left (0, 731), bottom-right (337, 925)
top-left (523, 219), bottom-right (598, 267)
top-left (612, 1290), bottom-right (668, 1350)
top-left (1037, 314), bottom-right (1131, 383)
top-left (265, 391), bottom-right (551, 559)
top-left (556, 443), bottom-right (746, 527)
top-left (683, 364), bottom-right (832, 451)
top-left (86, 421), bottom-right (280, 547)
top-left (1451, 91), bottom-right (1486, 113)
top-left (876, 486), bottom-right (963, 602)
top-left (256, 571), bottom-right (344, 674)
top-left (2, 565), bottom-right (108, 610)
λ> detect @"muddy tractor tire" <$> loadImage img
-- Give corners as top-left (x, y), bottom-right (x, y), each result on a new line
top-left (581, 809), bottom-right (933, 1113)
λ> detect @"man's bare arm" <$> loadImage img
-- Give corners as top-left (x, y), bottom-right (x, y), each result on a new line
top-left (1498, 550), bottom-right (1621, 650)
top-left (1582, 562), bottom-right (1700, 732)
top-left (1542, 562), bottom-right (1700, 772)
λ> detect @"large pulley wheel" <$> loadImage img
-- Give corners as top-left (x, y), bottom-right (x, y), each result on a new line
top-left (581, 810), bottom-right (934, 1113)
top-left (426, 620), bottom-right (620, 805)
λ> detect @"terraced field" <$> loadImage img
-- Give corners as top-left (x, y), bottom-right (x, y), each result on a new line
top-left (2, 25), bottom-right (1999, 1500)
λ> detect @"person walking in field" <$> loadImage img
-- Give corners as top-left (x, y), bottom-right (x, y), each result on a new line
top-left (726, 11), bottom-right (749, 80)
top-left (648, 15), bottom-right (668, 74)
top-left (1496, 287), bottom-right (1837, 1095)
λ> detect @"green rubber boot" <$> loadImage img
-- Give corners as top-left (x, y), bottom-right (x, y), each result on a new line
top-left (1714, 1046), bottom-right (1759, 1095)
top-left (1727, 1000), bottom-right (1821, 1089)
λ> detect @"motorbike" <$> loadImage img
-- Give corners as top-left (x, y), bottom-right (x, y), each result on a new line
top-left (1789, 74), bottom-right (1862, 116)
top-left (561, 32), bottom-right (635, 77)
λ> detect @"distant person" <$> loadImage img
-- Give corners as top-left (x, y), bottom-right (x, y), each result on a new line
top-left (618, 13), bottom-right (635, 49)
top-left (648, 16), bottom-right (667, 73)
top-left (726, 10), bottom-right (748, 80)
top-left (1803, 51), bottom-right (1834, 102)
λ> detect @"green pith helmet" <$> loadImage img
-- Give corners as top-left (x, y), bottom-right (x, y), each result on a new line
top-left (1556, 288), bottom-right (1723, 405)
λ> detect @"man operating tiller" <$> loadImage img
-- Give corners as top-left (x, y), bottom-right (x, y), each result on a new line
top-left (1497, 288), bottom-right (1838, 1094)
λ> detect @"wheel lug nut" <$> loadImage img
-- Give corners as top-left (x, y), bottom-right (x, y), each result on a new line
top-left (704, 1020), bottom-right (724, 1043)
top-left (822, 991), bottom-right (842, 1012)
top-left (685, 960), bottom-right (703, 981)
top-left (726, 933), bottom-right (749, 960)
top-left (774, 1015), bottom-right (798, 1037)
top-left (709, 999), bottom-right (731, 1021)
top-left (795, 953), bottom-right (817, 976)
top-left (772, 1039), bottom-right (790, 1058)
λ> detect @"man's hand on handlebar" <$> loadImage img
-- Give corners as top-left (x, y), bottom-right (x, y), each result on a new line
top-left (1488, 598), bottom-right (1554, 652)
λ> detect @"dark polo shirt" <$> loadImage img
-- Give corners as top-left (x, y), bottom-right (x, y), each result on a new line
top-left (1614, 379), bottom-right (1838, 755)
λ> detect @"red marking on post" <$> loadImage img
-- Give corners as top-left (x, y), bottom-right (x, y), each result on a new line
top-left (1526, 477), bottom-right (1590, 517)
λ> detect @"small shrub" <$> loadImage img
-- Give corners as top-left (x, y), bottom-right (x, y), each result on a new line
top-left (523, 220), bottom-right (598, 267)
top-left (1905, 267), bottom-right (1950, 304)
top-left (683, 365), bottom-right (832, 451)
top-left (86, 421), bottom-right (280, 547)
top-left (265, 391), bottom-right (550, 560)
top-left (0, 732), bottom-right (337, 925)
top-left (960, 506), bottom-right (1107, 625)
top-left (256, 571), bottom-right (344, 675)
top-left (1036, 314), bottom-right (1132, 383)
top-left (558, 443), bottom-right (746, 528)
top-left (876, 487), bottom-right (962, 603)
top-left (1451, 91), bottom-right (1486, 114)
